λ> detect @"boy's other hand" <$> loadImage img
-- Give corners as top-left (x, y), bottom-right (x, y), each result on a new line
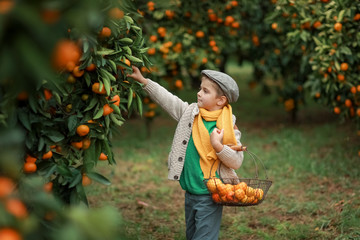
top-left (127, 66), bottom-right (148, 85)
top-left (211, 128), bottom-right (224, 152)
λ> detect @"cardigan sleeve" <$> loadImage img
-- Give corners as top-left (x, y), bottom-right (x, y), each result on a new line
top-left (143, 79), bottom-right (189, 122)
top-left (216, 128), bottom-right (244, 170)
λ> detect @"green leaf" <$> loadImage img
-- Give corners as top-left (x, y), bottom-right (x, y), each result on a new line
top-left (338, 10), bottom-right (345, 22)
top-left (109, 114), bottom-right (124, 127)
top-left (18, 111), bottom-right (31, 131)
top-left (131, 25), bottom-right (141, 31)
top-left (101, 68), bottom-right (116, 82)
top-left (96, 47), bottom-right (115, 55)
top-left (57, 164), bottom-right (73, 177)
top-left (117, 60), bottom-right (131, 70)
top-left (102, 75), bottom-right (111, 95)
top-left (47, 131), bottom-right (65, 142)
top-left (67, 115), bottom-right (78, 132)
top-left (70, 184), bottom-right (88, 206)
top-left (142, 55), bottom-right (152, 68)
top-left (84, 98), bottom-right (98, 111)
top-left (313, 37), bottom-right (322, 46)
top-left (335, 61), bottom-right (340, 71)
top-left (93, 107), bottom-right (104, 119)
top-left (122, 46), bottom-right (132, 55)
top-left (300, 31), bottom-right (309, 42)
top-left (87, 172), bottom-right (111, 185)
top-left (25, 132), bottom-right (34, 150)
top-left (103, 140), bottom-right (114, 164)
top-left (53, 92), bottom-right (62, 105)
top-left (136, 94), bottom-right (143, 116)
top-left (124, 15), bottom-right (134, 24)
top-left (28, 95), bottom-right (38, 113)
top-left (110, 104), bottom-right (120, 114)
top-left (108, 60), bottom-right (117, 73)
top-left (139, 47), bottom-right (149, 54)
top-left (128, 88), bottom-right (133, 109)
top-left (153, 11), bottom-right (165, 20)
top-left (69, 173), bottom-right (82, 188)
top-left (125, 54), bottom-right (143, 63)
top-left (340, 46), bottom-right (352, 55)
top-left (84, 72), bottom-right (91, 86)
top-left (119, 37), bottom-right (133, 45)
top-left (43, 163), bottom-right (57, 179)
top-left (83, 40), bottom-right (90, 53)
top-left (83, 143), bottom-right (96, 172)
top-left (105, 115), bottom-right (110, 131)
top-left (38, 137), bottom-right (45, 152)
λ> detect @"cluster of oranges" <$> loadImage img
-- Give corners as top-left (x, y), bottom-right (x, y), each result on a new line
top-left (206, 178), bottom-right (264, 205)
top-left (23, 150), bottom-right (52, 174)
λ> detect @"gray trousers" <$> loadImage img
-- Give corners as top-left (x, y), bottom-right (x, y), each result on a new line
top-left (185, 192), bottom-right (223, 240)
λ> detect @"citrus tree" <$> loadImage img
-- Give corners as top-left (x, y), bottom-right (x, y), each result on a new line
top-left (1, 0), bottom-right (149, 238)
top-left (0, 0), bottom-right (148, 205)
top-left (264, 0), bottom-right (360, 125)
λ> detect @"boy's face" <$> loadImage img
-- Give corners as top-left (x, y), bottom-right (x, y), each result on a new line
top-left (197, 77), bottom-right (226, 111)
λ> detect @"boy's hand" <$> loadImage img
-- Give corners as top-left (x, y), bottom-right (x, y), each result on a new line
top-left (127, 66), bottom-right (148, 85)
top-left (211, 128), bottom-right (224, 152)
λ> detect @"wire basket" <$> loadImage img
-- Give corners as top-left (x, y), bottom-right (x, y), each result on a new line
top-left (203, 147), bottom-right (272, 207)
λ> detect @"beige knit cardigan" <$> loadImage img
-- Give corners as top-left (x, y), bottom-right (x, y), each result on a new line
top-left (143, 79), bottom-right (244, 183)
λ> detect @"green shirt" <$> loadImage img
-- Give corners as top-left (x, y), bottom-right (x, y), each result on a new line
top-left (179, 119), bottom-right (218, 195)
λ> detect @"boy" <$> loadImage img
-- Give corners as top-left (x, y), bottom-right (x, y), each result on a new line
top-left (128, 66), bottom-right (244, 240)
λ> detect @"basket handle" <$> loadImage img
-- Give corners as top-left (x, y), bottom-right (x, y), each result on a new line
top-left (245, 150), bottom-right (270, 180)
top-left (207, 145), bottom-right (269, 180)
top-left (230, 145), bottom-right (270, 180)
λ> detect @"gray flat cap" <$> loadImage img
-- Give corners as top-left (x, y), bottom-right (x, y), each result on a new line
top-left (201, 69), bottom-right (239, 103)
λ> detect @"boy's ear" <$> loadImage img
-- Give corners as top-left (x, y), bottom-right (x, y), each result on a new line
top-left (217, 95), bottom-right (227, 106)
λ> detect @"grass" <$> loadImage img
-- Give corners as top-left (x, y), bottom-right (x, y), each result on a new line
top-left (87, 62), bottom-right (360, 240)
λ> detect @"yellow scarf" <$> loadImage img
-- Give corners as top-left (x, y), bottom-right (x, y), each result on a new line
top-left (192, 104), bottom-right (237, 179)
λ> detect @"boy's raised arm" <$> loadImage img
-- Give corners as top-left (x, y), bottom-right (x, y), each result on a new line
top-left (128, 66), bottom-right (189, 121)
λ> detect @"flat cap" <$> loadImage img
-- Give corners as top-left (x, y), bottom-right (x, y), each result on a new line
top-left (201, 69), bottom-right (239, 103)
